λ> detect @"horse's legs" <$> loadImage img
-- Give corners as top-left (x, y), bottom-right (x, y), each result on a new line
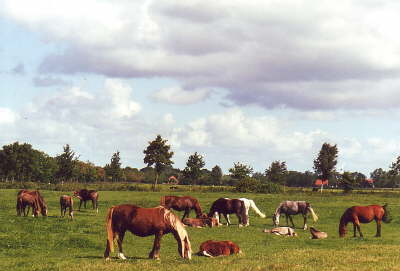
top-left (69, 206), bottom-right (74, 219)
top-left (375, 219), bottom-right (382, 237)
top-left (84, 200), bottom-right (87, 209)
top-left (223, 213), bottom-right (231, 225)
top-left (182, 209), bottom-right (189, 220)
top-left (285, 214), bottom-right (289, 226)
top-left (302, 215), bottom-right (307, 230)
top-left (149, 232), bottom-right (163, 259)
top-left (117, 230), bottom-right (127, 260)
top-left (353, 223), bottom-right (357, 237)
top-left (288, 215), bottom-right (295, 228)
top-left (79, 200), bottom-right (82, 211)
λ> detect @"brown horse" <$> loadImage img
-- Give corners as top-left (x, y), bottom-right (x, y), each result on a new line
top-left (197, 240), bottom-right (241, 257)
top-left (17, 190), bottom-right (48, 216)
top-left (104, 204), bottom-right (192, 260)
top-left (60, 195), bottom-right (74, 219)
top-left (16, 193), bottom-right (40, 217)
top-left (208, 198), bottom-right (247, 227)
top-left (160, 196), bottom-right (204, 220)
top-left (73, 189), bottom-right (99, 213)
top-left (339, 204), bottom-right (391, 237)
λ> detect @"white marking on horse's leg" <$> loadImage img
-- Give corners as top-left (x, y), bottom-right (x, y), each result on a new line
top-left (117, 253), bottom-right (127, 260)
top-left (202, 251), bottom-right (213, 257)
top-left (303, 224), bottom-right (307, 230)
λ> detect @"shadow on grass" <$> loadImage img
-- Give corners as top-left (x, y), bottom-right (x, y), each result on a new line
top-left (76, 255), bottom-right (148, 260)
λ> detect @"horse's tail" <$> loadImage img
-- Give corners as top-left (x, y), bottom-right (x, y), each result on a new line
top-left (308, 206), bottom-right (319, 222)
top-left (164, 208), bottom-right (192, 259)
top-left (105, 207), bottom-right (115, 253)
top-left (382, 203), bottom-right (392, 223)
top-left (248, 199), bottom-right (266, 218)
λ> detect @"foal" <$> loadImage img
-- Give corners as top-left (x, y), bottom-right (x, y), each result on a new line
top-left (60, 195), bottom-right (74, 219)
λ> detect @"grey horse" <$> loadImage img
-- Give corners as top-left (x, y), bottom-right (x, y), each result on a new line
top-left (272, 201), bottom-right (318, 230)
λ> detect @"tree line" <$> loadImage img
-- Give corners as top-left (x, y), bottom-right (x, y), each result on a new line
top-left (1, 137), bottom-right (400, 190)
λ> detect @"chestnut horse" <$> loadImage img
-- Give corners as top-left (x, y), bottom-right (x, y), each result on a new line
top-left (208, 198), bottom-right (247, 227)
top-left (160, 196), bottom-right (203, 220)
top-left (104, 204), bottom-right (192, 260)
top-left (339, 204), bottom-right (391, 238)
top-left (73, 189), bottom-right (99, 213)
top-left (60, 195), bottom-right (74, 219)
top-left (16, 190), bottom-right (48, 216)
top-left (197, 240), bottom-right (241, 257)
top-left (16, 193), bottom-right (40, 217)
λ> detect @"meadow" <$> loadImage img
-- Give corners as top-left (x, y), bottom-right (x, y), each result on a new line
top-left (1, 189), bottom-right (400, 271)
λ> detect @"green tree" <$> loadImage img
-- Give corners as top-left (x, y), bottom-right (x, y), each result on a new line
top-left (105, 151), bottom-right (122, 182)
top-left (210, 165), bottom-right (223, 185)
top-left (183, 152), bottom-right (205, 185)
top-left (265, 160), bottom-right (288, 185)
top-left (229, 162), bottom-right (253, 184)
top-left (55, 144), bottom-right (78, 182)
top-left (143, 135), bottom-right (174, 190)
top-left (313, 143), bottom-right (338, 191)
top-left (339, 171), bottom-right (360, 192)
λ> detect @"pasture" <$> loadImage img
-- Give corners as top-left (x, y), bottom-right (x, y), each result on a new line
top-left (1, 189), bottom-right (400, 271)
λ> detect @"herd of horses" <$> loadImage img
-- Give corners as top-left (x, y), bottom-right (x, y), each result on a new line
top-left (15, 190), bottom-right (392, 260)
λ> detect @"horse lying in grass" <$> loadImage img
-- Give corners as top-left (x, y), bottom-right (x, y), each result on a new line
top-left (73, 189), bottom-right (99, 213)
top-left (208, 198), bottom-right (247, 227)
top-left (197, 240), bottom-right (241, 257)
top-left (104, 204), bottom-right (192, 260)
top-left (263, 227), bottom-right (298, 236)
top-left (16, 190), bottom-right (48, 217)
top-left (160, 195), bottom-right (204, 220)
top-left (60, 195), bottom-right (74, 219)
top-left (310, 227), bottom-right (328, 239)
top-left (273, 201), bottom-right (318, 230)
top-left (339, 204), bottom-right (391, 238)
top-left (182, 217), bottom-right (218, 228)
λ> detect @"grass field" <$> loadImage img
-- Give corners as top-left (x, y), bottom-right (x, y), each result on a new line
top-left (1, 189), bottom-right (400, 271)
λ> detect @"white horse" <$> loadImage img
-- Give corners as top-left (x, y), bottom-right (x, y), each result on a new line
top-left (222, 198), bottom-right (266, 226)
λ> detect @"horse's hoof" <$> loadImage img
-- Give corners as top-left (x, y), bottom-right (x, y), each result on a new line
top-left (117, 253), bottom-right (127, 260)
top-left (105, 257), bottom-right (111, 261)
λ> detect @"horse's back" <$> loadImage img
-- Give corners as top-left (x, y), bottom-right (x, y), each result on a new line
top-left (347, 205), bottom-right (383, 222)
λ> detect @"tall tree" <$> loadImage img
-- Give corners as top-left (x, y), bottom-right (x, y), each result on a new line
top-left (265, 160), bottom-right (288, 185)
top-left (210, 165), bottom-right (223, 185)
top-left (143, 135), bottom-right (174, 190)
top-left (313, 143), bottom-right (338, 191)
top-left (105, 151), bottom-right (122, 182)
top-left (229, 162), bottom-right (253, 183)
top-left (183, 152), bottom-right (205, 185)
top-left (55, 144), bottom-right (77, 182)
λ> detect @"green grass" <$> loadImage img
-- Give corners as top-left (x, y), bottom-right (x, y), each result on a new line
top-left (1, 189), bottom-right (400, 270)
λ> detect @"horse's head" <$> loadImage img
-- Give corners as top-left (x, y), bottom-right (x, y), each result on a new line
top-left (339, 225), bottom-right (347, 237)
top-left (41, 206), bottom-right (48, 216)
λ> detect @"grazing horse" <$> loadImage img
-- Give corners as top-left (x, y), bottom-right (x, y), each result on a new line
top-left (310, 227), bottom-right (328, 239)
top-left (273, 201), bottom-right (318, 230)
top-left (73, 189), bottom-right (99, 213)
top-left (104, 204), bottom-right (192, 260)
top-left (160, 196), bottom-right (203, 220)
top-left (17, 190), bottom-right (48, 216)
top-left (60, 195), bottom-right (74, 219)
top-left (339, 204), bottom-right (391, 238)
top-left (197, 240), bottom-right (241, 257)
top-left (208, 198), bottom-right (247, 227)
top-left (16, 193), bottom-right (40, 217)
top-left (238, 198), bottom-right (266, 226)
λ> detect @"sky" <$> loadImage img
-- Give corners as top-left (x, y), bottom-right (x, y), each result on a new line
top-left (1, 0), bottom-right (400, 176)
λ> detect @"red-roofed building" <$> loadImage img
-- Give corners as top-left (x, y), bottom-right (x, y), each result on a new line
top-left (314, 179), bottom-right (329, 187)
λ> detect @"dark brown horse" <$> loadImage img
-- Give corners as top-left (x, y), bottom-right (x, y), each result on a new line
top-left (16, 193), bottom-right (40, 217)
top-left (104, 204), bottom-right (192, 260)
top-left (73, 189), bottom-right (99, 213)
top-left (208, 198), bottom-right (247, 227)
top-left (339, 204), bottom-right (391, 237)
top-left (160, 196), bottom-right (204, 220)
top-left (17, 190), bottom-right (48, 216)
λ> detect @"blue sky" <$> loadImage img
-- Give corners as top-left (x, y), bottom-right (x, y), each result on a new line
top-left (1, 0), bottom-right (400, 175)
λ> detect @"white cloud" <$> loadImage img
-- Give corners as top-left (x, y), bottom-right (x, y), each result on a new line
top-left (4, 1), bottom-right (400, 110)
top-left (151, 86), bottom-right (211, 105)
top-left (0, 107), bottom-right (18, 124)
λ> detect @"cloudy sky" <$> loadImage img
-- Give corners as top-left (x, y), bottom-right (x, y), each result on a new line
top-left (1, 0), bottom-right (400, 175)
